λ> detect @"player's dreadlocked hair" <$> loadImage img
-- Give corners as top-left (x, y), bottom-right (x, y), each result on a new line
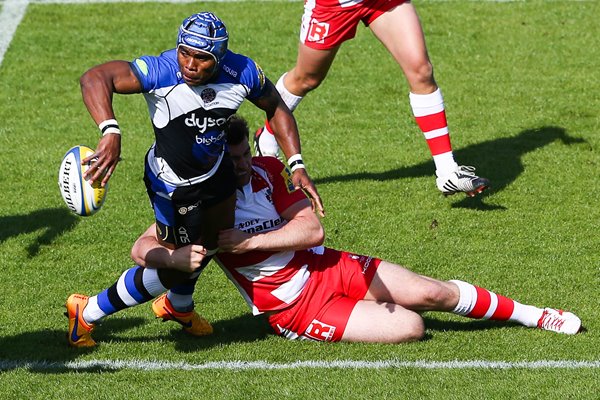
top-left (225, 115), bottom-right (250, 146)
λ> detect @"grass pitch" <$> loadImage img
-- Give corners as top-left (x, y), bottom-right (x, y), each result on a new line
top-left (0, 1), bottom-right (599, 398)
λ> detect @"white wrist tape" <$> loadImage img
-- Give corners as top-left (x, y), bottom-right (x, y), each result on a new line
top-left (99, 119), bottom-right (121, 136)
top-left (287, 154), bottom-right (305, 171)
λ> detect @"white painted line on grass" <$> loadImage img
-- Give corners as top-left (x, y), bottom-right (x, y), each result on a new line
top-left (1, 359), bottom-right (599, 371)
top-left (0, 0), bottom-right (29, 67)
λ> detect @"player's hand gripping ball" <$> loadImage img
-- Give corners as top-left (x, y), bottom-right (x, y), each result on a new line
top-left (58, 145), bottom-right (108, 216)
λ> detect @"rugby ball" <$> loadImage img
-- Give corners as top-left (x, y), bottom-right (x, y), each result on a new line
top-left (58, 145), bottom-right (108, 216)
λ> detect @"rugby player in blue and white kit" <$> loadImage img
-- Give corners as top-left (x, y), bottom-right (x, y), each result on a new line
top-left (67, 12), bottom-right (324, 344)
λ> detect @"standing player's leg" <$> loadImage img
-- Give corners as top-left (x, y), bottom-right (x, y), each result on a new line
top-left (153, 160), bottom-right (237, 335)
top-left (368, 2), bottom-right (488, 197)
top-left (284, 44), bottom-right (340, 97)
top-left (254, 0), bottom-right (356, 158)
top-left (155, 190), bottom-right (236, 317)
top-left (65, 187), bottom-right (226, 348)
top-left (254, 44), bottom-right (339, 157)
top-left (144, 154), bottom-right (236, 336)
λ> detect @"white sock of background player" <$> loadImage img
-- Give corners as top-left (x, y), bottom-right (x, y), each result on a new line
top-left (254, 73), bottom-right (303, 157)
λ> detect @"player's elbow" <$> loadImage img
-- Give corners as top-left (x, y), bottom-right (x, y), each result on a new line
top-left (80, 64), bottom-right (114, 94)
top-left (310, 223), bottom-right (325, 247)
top-left (130, 232), bottom-right (153, 267)
top-left (130, 240), bottom-right (146, 267)
top-left (79, 67), bottom-right (99, 91)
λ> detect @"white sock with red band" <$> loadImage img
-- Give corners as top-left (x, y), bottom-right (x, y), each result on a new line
top-left (450, 280), bottom-right (543, 328)
top-left (409, 88), bottom-right (458, 177)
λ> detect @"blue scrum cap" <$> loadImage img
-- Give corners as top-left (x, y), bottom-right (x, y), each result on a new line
top-left (177, 12), bottom-right (228, 66)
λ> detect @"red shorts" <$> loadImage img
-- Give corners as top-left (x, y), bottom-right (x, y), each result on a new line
top-left (268, 248), bottom-right (380, 342)
top-left (300, 0), bottom-right (408, 49)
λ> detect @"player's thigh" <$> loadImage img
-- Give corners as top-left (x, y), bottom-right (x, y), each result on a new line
top-left (369, 2), bottom-right (433, 80)
top-left (365, 261), bottom-right (457, 311)
top-left (170, 157), bottom-right (237, 249)
top-left (342, 300), bottom-right (424, 343)
top-left (199, 193), bottom-right (236, 249)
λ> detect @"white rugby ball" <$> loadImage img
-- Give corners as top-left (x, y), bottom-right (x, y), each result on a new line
top-left (58, 145), bottom-right (108, 216)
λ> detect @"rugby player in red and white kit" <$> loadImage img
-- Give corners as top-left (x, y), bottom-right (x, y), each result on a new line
top-left (254, 0), bottom-right (490, 197)
top-left (66, 116), bottom-right (580, 347)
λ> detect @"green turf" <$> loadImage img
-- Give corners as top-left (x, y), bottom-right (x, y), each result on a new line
top-left (0, 1), bottom-right (599, 398)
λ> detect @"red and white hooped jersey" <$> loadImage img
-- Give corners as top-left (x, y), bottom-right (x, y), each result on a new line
top-left (215, 157), bottom-right (322, 315)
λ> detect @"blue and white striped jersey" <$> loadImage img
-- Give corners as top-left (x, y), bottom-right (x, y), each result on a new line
top-left (131, 48), bottom-right (266, 185)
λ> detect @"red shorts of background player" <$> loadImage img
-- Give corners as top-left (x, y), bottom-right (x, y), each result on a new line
top-left (268, 248), bottom-right (381, 342)
top-left (299, 0), bottom-right (408, 50)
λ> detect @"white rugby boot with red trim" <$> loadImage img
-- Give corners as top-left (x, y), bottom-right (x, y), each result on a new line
top-left (537, 308), bottom-right (581, 335)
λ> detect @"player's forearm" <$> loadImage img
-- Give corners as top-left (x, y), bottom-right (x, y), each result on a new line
top-left (132, 226), bottom-right (207, 272)
top-left (269, 108), bottom-right (302, 160)
top-left (247, 215), bottom-right (324, 252)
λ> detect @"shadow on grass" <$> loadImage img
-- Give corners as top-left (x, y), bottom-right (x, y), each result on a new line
top-left (0, 313), bottom-right (271, 373)
top-left (314, 126), bottom-right (586, 211)
top-left (0, 314), bottom-right (536, 372)
top-left (0, 207), bottom-right (80, 257)
top-left (171, 313), bottom-right (272, 353)
top-left (423, 316), bottom-right (521, 333)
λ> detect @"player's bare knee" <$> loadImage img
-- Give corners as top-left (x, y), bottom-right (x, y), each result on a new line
top-left (387, 313), bottom-right (424, 343)
top-left (406, 314), bottom-right (426, 342)
top-left (397, 316), bottom-right (425, 343)
top-left (407, 62), bottom-right (435, 92)
top-left (298, 75), bottom-right (323, 93)
top-left (416, 61), bottom-right (434, 81)
top-left (420, 282), bottom-right (451, 309)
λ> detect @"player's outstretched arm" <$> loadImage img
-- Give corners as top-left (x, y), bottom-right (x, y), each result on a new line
top-left (80, 61), bottom-right (142, 186)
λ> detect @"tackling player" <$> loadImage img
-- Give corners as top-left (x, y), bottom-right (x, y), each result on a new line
top-left (66, 116), bottom-right (581, 347)
top-left (253, 0), bottom-right (489, 197)
top-left (72, 12), bottom-right (323, 338)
